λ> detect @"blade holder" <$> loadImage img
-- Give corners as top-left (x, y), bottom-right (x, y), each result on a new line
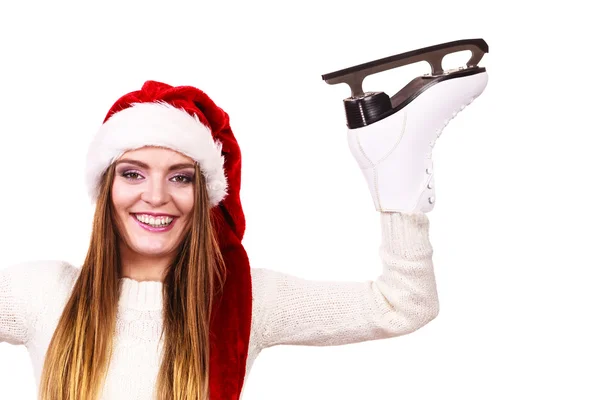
top-left (322, 38), bottom-right (489, 98)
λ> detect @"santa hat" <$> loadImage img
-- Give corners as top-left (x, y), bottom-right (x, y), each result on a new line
top-left (85, 80), bottom-right (252, 400)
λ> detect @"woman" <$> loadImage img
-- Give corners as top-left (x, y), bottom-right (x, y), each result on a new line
top-left (0, 74), bottom-right (487, 399)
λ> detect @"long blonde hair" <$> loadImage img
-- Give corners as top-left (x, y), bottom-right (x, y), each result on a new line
top-left (39, 161), bottom-right (227, 400)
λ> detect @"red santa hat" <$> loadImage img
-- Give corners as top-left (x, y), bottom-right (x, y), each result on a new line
top-left (85, 80), bottom-right (252, 400)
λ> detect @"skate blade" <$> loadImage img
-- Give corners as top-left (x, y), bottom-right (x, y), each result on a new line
top-left (321, 38), bottom-right (489, 99)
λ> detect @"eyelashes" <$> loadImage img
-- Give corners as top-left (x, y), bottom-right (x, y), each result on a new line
top-left (121, 171), bottom-right (143, 180)
top-left (170, 174), bottom-right (193, 184)
top-left (119, 170), bottom-right (194, 184)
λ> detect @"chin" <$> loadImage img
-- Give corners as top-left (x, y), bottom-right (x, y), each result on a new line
top-left (133, 240), bottom-right (178, 257)
top-left (122, 232), bottom-right (179, 256)
top-left (122, 223), bottom-right (183, 254)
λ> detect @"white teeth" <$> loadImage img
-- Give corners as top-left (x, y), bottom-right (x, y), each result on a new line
top-left (135, 214), bottom-right (174, 228)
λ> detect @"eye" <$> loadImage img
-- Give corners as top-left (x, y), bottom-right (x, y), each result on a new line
top-left (171, 174), bottom-right (193, 184)
top-left (122, 171), bottom-right (143, 180)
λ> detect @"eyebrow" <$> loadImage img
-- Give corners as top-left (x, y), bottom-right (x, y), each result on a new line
top-left (116, 159), bottom-right (196, 171)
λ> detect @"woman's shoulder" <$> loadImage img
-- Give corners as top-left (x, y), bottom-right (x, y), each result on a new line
top-left (1, 259), bottom-right (81, 296)
top-left (1, 260), bottom-right (81, 345)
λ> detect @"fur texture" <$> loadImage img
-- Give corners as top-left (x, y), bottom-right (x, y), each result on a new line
top-left (86, 101), bottom-right (227, 207)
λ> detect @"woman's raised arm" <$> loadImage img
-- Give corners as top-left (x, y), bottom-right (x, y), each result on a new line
top-left (251, 211), bottom-right (439, 349)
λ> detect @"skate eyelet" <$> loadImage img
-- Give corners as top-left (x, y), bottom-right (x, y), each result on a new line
top-left (427, 182), bottom-right (433, 189)
top-left (426, 168), bottom-right (432, 174)
top-left (428, 196), bottom-right (435, 204)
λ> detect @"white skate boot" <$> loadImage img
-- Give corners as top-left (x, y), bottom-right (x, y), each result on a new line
top-left (323, 39), bottom-right (489, 213)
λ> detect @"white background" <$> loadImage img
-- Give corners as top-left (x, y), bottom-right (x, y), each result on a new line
top-left (1, 1), bottom-right (598, 399)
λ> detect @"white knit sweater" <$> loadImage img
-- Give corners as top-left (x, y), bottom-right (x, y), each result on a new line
top-left (0, 212), bottom-right (439, 399)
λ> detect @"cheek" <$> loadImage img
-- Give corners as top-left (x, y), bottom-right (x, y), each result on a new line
top-left (171, 187), bottom-right (195, 218)
top-left (111, 179), bottom-right (139, 214)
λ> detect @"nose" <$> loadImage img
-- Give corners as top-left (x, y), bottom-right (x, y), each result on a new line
top-left (140, 177), bottom-right (169, 207)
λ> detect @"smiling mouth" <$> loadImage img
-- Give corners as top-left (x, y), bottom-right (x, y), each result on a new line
top-left (133, 213), bottom-right (175, 228)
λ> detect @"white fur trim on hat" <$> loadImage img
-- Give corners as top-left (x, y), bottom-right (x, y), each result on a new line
top-left (85, 101), bottom-right (227, 207)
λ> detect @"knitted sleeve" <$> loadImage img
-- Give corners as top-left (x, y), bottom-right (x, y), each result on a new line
top-left (0, 262), bottom-right (34, 345)
top-left (251, 212), bottom-right (439, 349)
top-left (0, 260), bottom-right (77, 346)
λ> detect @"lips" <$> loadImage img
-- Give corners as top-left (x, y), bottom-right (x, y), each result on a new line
top-left (132, 212), bottom-right (176, 217)
top-left (131, 213), bottom-right (177, 232)
top-left (134, 214), bottom-right (173, 226)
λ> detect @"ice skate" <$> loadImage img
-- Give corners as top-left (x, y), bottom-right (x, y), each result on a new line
top-left (322, 38), bottom-right (489, 213)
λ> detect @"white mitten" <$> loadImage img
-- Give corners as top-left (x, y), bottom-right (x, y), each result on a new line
top-left (347, 71), bottom-right (488, 213)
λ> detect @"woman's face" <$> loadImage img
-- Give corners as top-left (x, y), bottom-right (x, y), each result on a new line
top-left (112, 146), bottom-right (196, 260)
